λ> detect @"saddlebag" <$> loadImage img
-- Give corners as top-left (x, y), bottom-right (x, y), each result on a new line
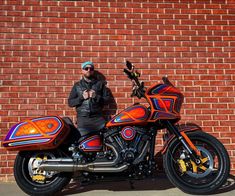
top-left (3, 116), bottom-right (70, 151)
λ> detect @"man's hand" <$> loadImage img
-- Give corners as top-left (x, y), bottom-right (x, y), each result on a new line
top-left (82, 90), bottom-right (89, 99)
top-left (89, 90), bottom-right (96, 98)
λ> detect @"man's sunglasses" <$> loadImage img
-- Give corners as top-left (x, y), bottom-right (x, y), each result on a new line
top-left (83, 67), bottom-right (94, 71)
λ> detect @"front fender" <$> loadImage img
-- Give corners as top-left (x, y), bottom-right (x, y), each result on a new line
top-left (161, 123), bottom-right (202, 154)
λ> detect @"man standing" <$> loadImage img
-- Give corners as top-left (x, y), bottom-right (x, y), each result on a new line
top-left (68, 61), bottom-right (110, 136)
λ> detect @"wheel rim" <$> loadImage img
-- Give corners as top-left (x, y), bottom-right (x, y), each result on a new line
top-left (170, 138), bottom-right (223, 188)
top-left (22, 152), bottom-right (59, 186)
top-left (185, 146), bottom-right (214, 178)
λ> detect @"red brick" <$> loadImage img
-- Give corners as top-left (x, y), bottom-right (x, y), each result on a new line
top-left (47, 99), bottom-right (64, 104)
top-left (0, 168), bottom-right (13, 174)
top-left (27, 110), bottom-right (46, 116)
top-left (19, 104), bottom-right (37, 110)
top-left (218, 110), bottom-right (234, 115)
top-left (27, 98), bottom-right (46, 104)
top-left (1, 116), bottom-right (18, 123)
top-left (17, 91), bottom-right (35, 97)
top-left (9, 110), bottom-right (26, 116)
top-left (9, 98), bottom-right (26, 104)
top-left (39, 105), bottom-right (56, 110)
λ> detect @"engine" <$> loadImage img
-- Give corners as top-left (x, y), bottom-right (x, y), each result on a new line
top-left (104, 126), bottom-right (150, 164)
top-left (66, 125), bottom-right (152, 180)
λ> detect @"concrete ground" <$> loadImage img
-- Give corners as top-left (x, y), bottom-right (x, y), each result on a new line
top-left (0, 173), bottom-right (234, 196)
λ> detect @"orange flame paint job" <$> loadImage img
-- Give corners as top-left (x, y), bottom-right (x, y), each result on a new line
top-left (107, 84), bottom-right (184, 128)
top-left (106, 105), bottom-right (149, 127)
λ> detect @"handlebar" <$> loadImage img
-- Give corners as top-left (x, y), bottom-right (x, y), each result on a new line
top-left (124, 64), bottom-right (175, 99)
top-left (123, 68), bottom-right (145, 99)
top-left (123, 68), bottom-right (141, 87)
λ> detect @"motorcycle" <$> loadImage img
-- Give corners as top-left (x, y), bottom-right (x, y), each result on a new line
top-left (3, 61), bottom-right (230, 195)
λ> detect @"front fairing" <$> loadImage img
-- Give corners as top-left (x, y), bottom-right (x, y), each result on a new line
top-left (145, 83), bottom-right (184, 122)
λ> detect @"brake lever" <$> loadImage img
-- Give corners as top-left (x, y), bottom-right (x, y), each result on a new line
top-left (131, 82), bottom-right (136, 97)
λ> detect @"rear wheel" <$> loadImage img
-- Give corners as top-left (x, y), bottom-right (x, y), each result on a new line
top-left (163, 131), bottom-right (230, 194)
top-left (14, 151), bottom-right (72, 196)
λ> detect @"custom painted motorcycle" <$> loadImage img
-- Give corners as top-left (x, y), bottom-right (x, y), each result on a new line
top-left (3, 61), bottom-right (230, 195)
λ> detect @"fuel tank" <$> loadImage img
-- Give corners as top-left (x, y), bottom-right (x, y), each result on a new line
top-left (106, 104), bottom-right (149, 127)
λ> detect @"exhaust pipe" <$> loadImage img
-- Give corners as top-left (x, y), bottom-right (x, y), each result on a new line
top-left (90, 143), bottom-right (120, 167)
top-left (38, 143), bottom-right (127, 172)
top-left (133, 141), bottom-right (149, 164)
top-left (39, 159), bottom-right (128, 173)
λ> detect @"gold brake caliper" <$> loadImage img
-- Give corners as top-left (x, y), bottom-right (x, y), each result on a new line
top-left (32, 175), bottom-right (46, 182)
top-left (178, 157), bottom-right (209, 174)
top-left (178, 159), bottom-right (187, 173)
top-left (32, 156), bottom-right (47, 182)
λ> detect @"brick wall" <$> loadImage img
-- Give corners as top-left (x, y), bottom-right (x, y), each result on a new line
top-left (0, 0), bottom-right (234, 181)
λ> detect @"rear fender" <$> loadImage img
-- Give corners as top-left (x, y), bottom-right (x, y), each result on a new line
top-left (161, 124), bottom-right (202, 154)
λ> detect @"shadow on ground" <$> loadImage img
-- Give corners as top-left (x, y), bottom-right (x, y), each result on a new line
top-left (214, 174), bottom-right (235, 194)
top-left (59, 172), bottom-right (173, 195)
top-left (59, 172), bottom-right (235, 195)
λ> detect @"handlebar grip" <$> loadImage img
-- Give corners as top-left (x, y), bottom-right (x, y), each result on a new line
top-left (123, 68), bottom-right (133, 79)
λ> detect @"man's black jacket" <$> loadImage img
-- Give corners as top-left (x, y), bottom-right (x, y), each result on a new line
top-left (68, 78), bottom-right (110, 117)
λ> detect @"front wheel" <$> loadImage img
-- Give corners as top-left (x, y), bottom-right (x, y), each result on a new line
top-left (163, 131), bottom-right (230, 194)
top-left (14, 151), bottom-right (72, 196)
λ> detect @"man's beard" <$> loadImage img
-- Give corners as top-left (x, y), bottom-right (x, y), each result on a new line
top-left (84, 74), bottom-right (93, 79)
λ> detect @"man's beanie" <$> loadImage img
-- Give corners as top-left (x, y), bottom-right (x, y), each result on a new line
top-left (82, 61), bottom-right (94, 69)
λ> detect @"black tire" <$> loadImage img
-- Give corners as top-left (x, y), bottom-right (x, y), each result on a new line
top-left (163, 131), bottom-right (230, 194)
top-left (14, 151), bottom-right (72, 196)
